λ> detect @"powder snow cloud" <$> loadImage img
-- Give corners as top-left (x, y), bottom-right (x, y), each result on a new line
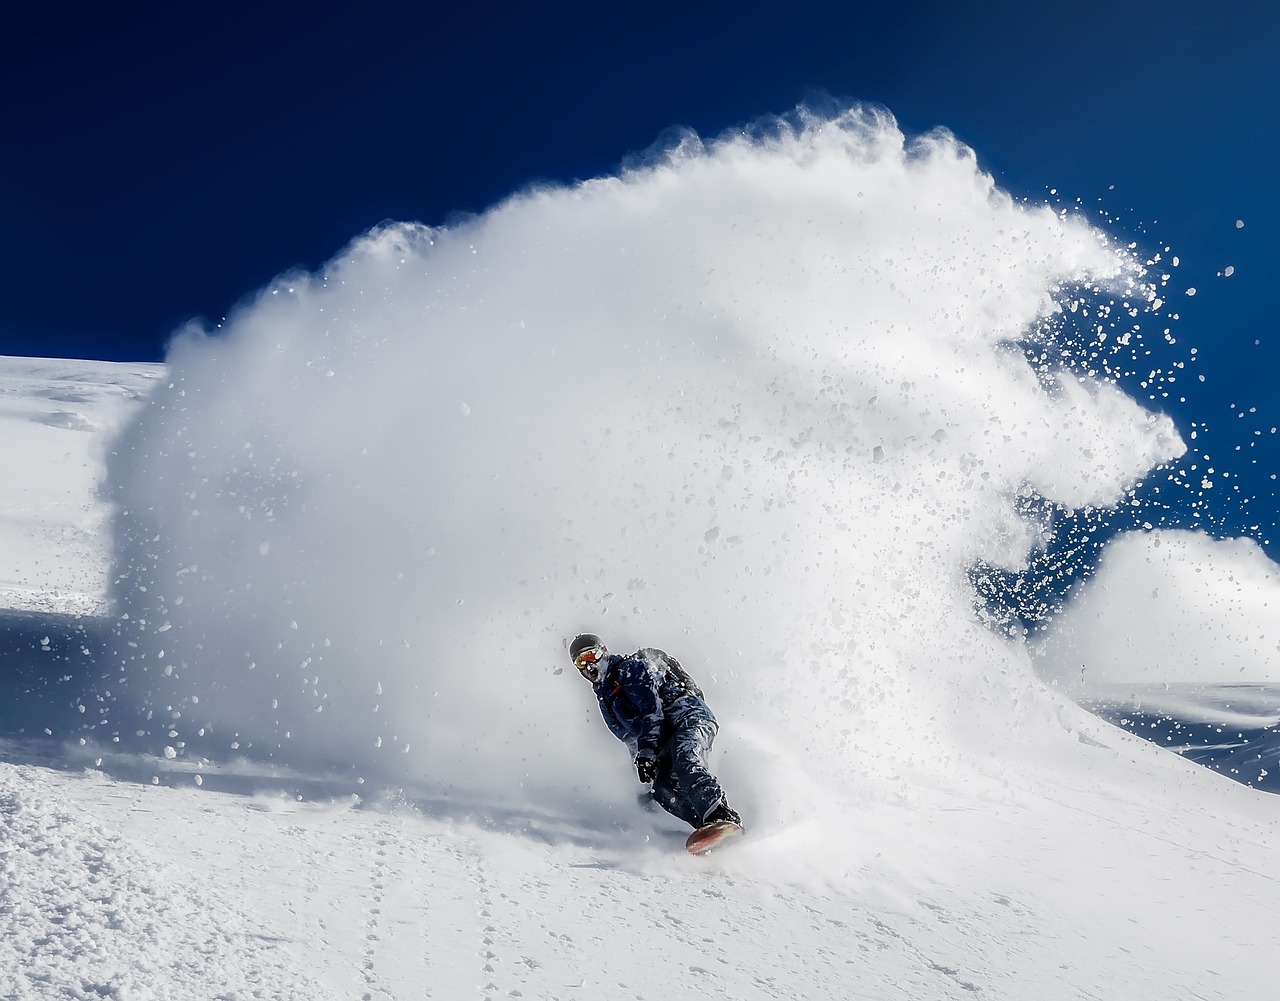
top-left (103, 106), bottom-right (1190, 821)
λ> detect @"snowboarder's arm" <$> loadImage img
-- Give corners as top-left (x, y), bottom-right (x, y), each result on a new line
top-left (621, 659), bottom-right (664, 757)
top-left (597, 697), bottom-right (631, 748)
top-left (634, 752), bottom-right (656, 783)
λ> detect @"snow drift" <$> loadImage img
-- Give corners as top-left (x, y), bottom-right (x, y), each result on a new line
top-left (103, 107), bottom-right (1187, 824)
top-left (1036, 529), bottom-right (1280, 687)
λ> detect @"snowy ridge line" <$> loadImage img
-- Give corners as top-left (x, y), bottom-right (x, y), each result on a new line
top-left (0, 587), bottom-right (108, 619)
top-left (1081, 682), bottom-right (1280, 729)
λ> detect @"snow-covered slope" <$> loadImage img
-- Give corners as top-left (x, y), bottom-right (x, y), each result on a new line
top-left (4, 719), bottom-right (1280, 1000)
top-left (4, 108), bottom-right (1280, 999)
top-left (0, 358), bottom-right (160, 616)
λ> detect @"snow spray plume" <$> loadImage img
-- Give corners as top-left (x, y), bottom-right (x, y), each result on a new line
top-left (103, 106), bottom-right (1183, 821)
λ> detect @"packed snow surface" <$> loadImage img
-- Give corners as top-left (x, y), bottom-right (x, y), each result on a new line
top-left (3, 108), bottom-right (1280, 998)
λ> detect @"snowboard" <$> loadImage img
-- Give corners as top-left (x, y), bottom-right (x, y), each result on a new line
top-left (685, 820), bottom-right (744, 856)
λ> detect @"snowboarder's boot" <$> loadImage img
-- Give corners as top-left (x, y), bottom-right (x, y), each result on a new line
top-left (686, 799), bottom-right (745, 855)
top-left (702, 798), bottom-right (742, 829)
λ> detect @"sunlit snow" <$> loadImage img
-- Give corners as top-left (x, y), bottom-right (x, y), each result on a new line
top-left (3, 108), bottom-right (1280, 1000)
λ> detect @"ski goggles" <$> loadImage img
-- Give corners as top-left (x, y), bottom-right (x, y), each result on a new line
top-left (573, 646), bottom-right (606, 672)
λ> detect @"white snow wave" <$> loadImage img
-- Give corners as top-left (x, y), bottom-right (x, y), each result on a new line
top-left (103, 106), bottom-right (1185, 825)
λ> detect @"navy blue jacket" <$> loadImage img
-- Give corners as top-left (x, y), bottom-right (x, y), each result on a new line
top-left (592, 648), bottom-right (716, 757)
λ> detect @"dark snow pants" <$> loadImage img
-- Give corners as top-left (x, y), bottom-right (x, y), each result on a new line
top-left (650, 718), bottom-right (725, 828)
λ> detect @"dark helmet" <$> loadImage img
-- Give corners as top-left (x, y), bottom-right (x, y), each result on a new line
top-left (569, 633), bottom-right (606, 663)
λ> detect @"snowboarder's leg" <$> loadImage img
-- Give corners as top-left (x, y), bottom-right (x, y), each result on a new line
top-left (667, 718), bottom-right (730, 826)
top-left (651, 775), bottom-right (699, 826)
top-left (650, 747), bottom-right (702, 827)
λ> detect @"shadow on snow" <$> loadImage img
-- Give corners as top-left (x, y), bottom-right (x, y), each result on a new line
top-left (0, 608), bottom-right (684, 850)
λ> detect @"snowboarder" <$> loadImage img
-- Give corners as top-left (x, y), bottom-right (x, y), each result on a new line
top-left (569, 633), bottom-right (742, 846)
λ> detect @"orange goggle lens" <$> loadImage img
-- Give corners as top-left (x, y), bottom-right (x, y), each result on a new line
top-left (574, 647), bottom-right (604, 670)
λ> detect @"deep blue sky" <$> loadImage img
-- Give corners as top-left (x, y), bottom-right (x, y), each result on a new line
top-left (2, 0), bottom-right (1276, 547)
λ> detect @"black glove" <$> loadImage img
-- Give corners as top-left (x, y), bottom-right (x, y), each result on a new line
top-left (635, 752), bottom-right (657, 784)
